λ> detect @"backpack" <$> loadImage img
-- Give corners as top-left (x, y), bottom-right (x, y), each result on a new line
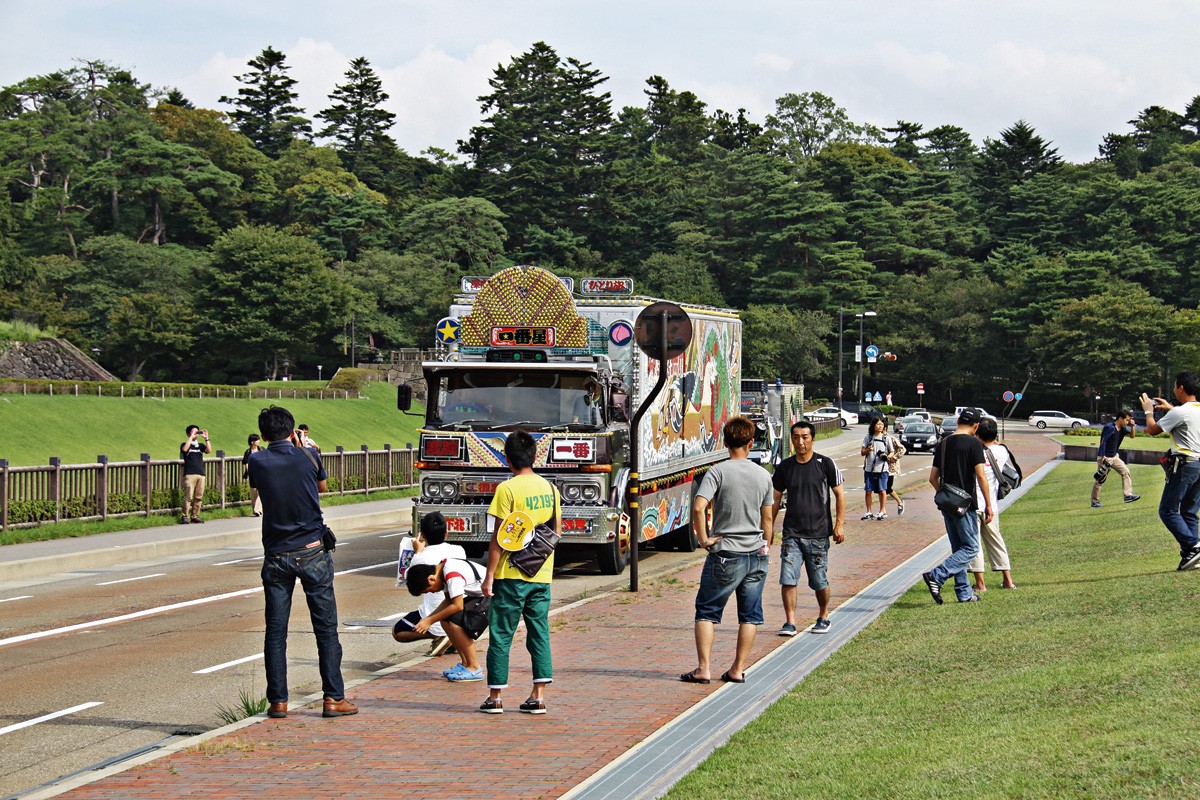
top-left (986, 444), bottom-right (1023, 499)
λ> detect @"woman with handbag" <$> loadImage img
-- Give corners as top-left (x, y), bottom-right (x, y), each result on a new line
top-left (479, 430), bottom-right (561, 715)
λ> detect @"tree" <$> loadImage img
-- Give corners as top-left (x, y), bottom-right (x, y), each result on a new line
top-left (106, 292), bottom-right (196, 380)
top-left (459, 42), bottom-right (613, 258)
top-left (397, 197), bottom-right (507, 270)
top-left (220, 47), bottom-right (311, 158)
top-left (1031, 287), bottom-right (1172, 404)
top-left (765, 91), bottom-right (884, 164)
top-left (741, 304), bottom-right (831, 383)
top-left (973, 120), bottom-right (1062, 226)
top-left (316, 57), bottom-right (397, 172)
top-left (197, 225), bottom-right (345, 379)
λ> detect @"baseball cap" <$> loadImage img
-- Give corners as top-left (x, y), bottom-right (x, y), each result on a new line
top-left (958, 407), bottom-right (981, 424)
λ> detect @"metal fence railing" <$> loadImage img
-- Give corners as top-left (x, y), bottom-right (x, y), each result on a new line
top-left (0, 446), bottom-right (416, 530)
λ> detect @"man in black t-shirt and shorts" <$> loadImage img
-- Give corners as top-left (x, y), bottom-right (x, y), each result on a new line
top-left (923, 408), bottom-right (994, 604)
top-left (770, 420), bottom-right (845, 635)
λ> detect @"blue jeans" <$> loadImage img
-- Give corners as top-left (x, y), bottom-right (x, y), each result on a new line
top-left (929, 509), bottom-right (980, 602)
top-left (780, 537), bottom-right (830, 591)
top-left (694, 550), bottom-right (768, 624)
top-left (1159, 460), bottom-right (1200, 553)
top-left (262, 545), bottom-right (344, 704)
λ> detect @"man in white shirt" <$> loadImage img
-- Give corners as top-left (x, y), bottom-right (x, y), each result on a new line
top-left (391, 512), bottom-right (467, 653)
top-left (405, 557), bottom-right (487, 681)
top-left (1140, 371), bottom-right (1200, 571)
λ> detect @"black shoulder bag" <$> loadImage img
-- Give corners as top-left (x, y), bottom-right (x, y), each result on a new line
top-left (507, 486), bottom-right (561, 578)
top-left (933, 435), bottom-right (974, 515)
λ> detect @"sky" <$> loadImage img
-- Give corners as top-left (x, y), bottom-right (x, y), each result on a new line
top-left (1, 1), bottom-right (1197, 163)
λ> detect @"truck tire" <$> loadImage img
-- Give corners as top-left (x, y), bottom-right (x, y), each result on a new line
top-left (596, 536), bottom-right (629, 575)
top-left (670, 522), bottom-right (699, 552)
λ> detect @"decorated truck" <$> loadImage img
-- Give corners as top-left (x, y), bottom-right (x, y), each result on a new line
top-left (398, 265), bottom-right (741, 574)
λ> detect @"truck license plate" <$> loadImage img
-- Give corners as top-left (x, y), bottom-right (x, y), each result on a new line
top-left (445, 517), bottom-right (472, 534)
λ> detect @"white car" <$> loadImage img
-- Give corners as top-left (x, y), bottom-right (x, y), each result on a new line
top-left (893, 414), bottom-right (926, 434)
top-left (1028, 410), bottom-right (1089, 430)
top-left (808, 406), bottom-right (858, 428)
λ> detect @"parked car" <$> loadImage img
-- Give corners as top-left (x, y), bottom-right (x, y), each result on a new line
top-left (900, 422), bottom-right (940, 452)
top-left (1027, 410), bottom-right (1090, 430)
top-left (940, 415), bottom-right (960, 437)
top-left (841, 402), bottom-right (881, 423)
top-left (808, 406), bottom-right (858, 428)
top-left (902, 408), bottom-right (933, 422)
top-left (954, 406), bottom-right (997, 422)
top-left (894, 414), bottom-right (925, 434)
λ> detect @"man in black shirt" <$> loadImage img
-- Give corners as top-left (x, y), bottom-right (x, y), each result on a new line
top-left (179, 425), bottom-right (211, 524)
top-left (247, 405), bottom-right (357, 720)
top-left (770, 421), bottom-right (845, 635)
top-left (923, 407), bottom-right (994, 604)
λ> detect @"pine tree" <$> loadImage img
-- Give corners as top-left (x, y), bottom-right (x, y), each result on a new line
top-left (220, 47), bottom-right (311, 158)
top-left (316, 56), bottom-right (397, 171)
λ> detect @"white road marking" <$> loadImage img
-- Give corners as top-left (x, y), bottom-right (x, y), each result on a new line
top-left (213, 557), bottom-right (262, 566)
top-left (0, 595), bottom-right (33, 604)
top-left (379, 532), bottom-right (405, 538)
top-left (96, 573), bottom-right (165, 587)
top-left (193, 653), bottom-right (263, 674)
top-left (0, 561), bottom-right (397, 649)
top-left (0, 702), bottom-right (104, 736)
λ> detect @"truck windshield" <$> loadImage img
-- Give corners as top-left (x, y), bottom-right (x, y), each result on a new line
top-left (428, 369), bottom-right (604, 430)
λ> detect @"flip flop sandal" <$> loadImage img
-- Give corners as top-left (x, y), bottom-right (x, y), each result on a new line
top-left (720, 671), bottom-right (746, 683)
top-left (679, 670), bottom-right (711, 684)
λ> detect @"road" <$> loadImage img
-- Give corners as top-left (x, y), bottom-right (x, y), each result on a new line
top-left (0, 425), bottom-right (948, 799)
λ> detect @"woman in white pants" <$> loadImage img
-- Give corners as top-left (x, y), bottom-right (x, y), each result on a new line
top-left (970, 417), bottom-right (1016, 591)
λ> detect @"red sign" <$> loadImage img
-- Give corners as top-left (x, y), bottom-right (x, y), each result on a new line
top-left (422, 437), bottom-right (463, 460)
top-left (550, 438), bottom-right (595, 462)
top-left (490, 326), bottom-right (555, 347)
top-left (581, 277), bottom-right (634, 295)
top-left (460, 276), bottom-right (488, 292)
top-left (917, 383), bottom-right (925, 391)
top-left (444, 516), bottom-right (471, 534)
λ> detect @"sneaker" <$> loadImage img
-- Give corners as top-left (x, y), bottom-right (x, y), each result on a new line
top-left (478, 697), bottom-right (504, 714)
top-left (1178, 546), bottom-right (1200, 571)
top-left (180, 516), bottom-right (190, 524)
top-left (921, 571), bottom-right (944, 605)
top-left (959, 595), bottom-right (982, 603)
top-left (190, 517), bottom-right (204, 524)
top-left (519, 698), bottom-right (547, 715)
top-left (447, 667), bottom-right (485, 682)
top-left (811, 618), bottom-right (831, 634)
top-left (876, 511), bottom-right (887, 520)
top-left (778, 623), bottom-right (798, 637)
top-left (1091, 501), bottom-right (1103, 508)
top-left (1124, 494), bottom-right (1141, 503)
top-left (428, 636), bottom-right (452, 657)
top-left (861, 512), bottom-right (876, 521)
top-left (897, 502), bottom-right (906, 516)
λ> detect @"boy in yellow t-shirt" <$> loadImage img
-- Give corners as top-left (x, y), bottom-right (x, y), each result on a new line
top-left (479, 430), bottom-right (561, 715)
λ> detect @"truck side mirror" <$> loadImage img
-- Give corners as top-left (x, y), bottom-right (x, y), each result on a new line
top-left (397, 384), bottom-right (412, 411)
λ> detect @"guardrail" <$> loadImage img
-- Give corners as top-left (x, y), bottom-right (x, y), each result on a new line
top-left (0, 446), bottom-right (416, 530)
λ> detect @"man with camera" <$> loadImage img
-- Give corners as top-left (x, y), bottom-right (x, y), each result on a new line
top-left (1140, 371), bottom-right (1200, 571)
top-left (247, 405), bottom-right (357, 720)
top-left (179, 425), bottom-right (212, 524)
top-left (1090, 410), bottom-right (1139, 508)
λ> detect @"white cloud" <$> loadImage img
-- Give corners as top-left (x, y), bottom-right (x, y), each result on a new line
top-left (754, 52), bottom-right (792, 74)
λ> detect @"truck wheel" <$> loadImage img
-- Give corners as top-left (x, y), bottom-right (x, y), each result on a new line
top-left (596, 536), bottom-right (628, 575)
top-left (671, 522), bottom-right (699, 552)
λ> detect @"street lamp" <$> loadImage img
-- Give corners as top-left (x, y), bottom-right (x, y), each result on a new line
top-left (836, 309), bottom-right (877, 414)
top-left (858, 311), bottom-right (877, 404)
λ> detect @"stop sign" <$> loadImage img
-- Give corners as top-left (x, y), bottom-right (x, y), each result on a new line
top-left (917, 382), bottom-right (925, 394)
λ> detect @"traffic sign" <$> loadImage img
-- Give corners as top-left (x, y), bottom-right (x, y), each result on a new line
top-left (1016, 392), bottom-right (1023, 401)
top-left (916, 382), bottom-right (925, 395)
top-left (865, 344), bottom-right (880, 360)
top-left (1002, 390), bottom-right (1015, 403)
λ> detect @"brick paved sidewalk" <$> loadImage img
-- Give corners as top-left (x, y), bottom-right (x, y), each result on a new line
top-left (49, 433), bottom-right (1063, 800)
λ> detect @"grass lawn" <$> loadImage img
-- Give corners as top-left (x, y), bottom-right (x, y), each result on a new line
top-left (0, 381), bottom-right (426, 466)
top-left (1054, 433), bottom-right (1171, 451)
top-left (667, 462), bottom-right (1199, 799)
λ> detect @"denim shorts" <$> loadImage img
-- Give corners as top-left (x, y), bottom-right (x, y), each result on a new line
top-left (779, 536), bottom-right (830, 591)
top-left (694, 550), bottom-right (768, 625)
top-left (864, 471), bottom-right (890, 493)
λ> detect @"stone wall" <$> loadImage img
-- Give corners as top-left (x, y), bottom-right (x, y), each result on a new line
top-left (0, 338), bottom-right (117, 381)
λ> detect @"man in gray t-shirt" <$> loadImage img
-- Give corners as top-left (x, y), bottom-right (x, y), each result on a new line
top-left (681, 417), bottom-right (774, 686)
